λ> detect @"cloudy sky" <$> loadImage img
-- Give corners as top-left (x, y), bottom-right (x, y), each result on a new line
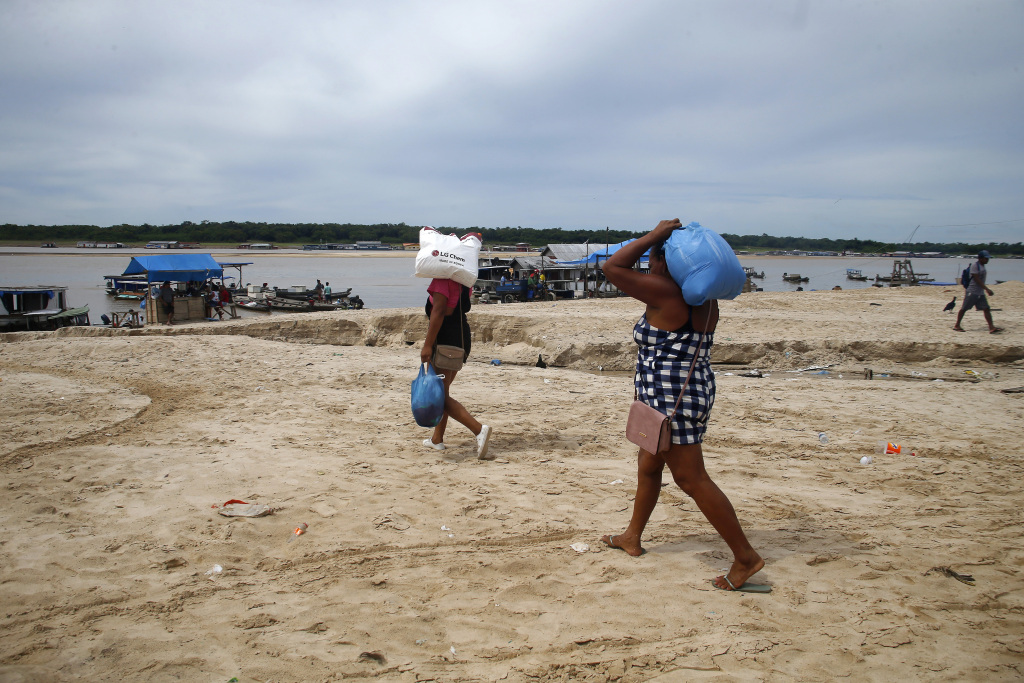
top-left (2, 1), bottom-right (1022, 242)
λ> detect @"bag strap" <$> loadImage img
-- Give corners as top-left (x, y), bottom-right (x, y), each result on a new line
top-left (459, 286), bottom-right (466, 351)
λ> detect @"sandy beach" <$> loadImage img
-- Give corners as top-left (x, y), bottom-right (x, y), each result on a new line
top-left (2, 282), bottom-right (1023, 682)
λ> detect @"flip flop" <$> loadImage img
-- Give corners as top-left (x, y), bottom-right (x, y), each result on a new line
top-left (601, 535), bottom-right (645, 556)
top-left (990, 328), bottom-right (1004, 334)
top-left (714, 576), bottom-right (772, 593)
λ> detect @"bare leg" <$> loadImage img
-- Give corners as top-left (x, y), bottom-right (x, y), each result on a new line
top-left (983, 309), bottom-right (998, 332)
top-left (602, 448), bottom-right (666, 556)
top-left (430, 369), bottom-right (482, 444)
top-left (953, 306), bottom-right (966, 331)
top-left (662, 443), bottom-right (764, 589)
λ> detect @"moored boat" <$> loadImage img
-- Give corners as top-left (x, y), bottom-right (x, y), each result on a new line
top-left (0, 285), bottom-right (90, 331)
top-left (846, 268), bottom-right (868, 281)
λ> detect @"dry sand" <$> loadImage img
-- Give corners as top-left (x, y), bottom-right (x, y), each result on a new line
top-left (1, 282), bottom-right (1023, 682)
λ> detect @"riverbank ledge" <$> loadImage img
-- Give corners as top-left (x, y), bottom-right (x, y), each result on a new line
top-left (3, 283), bottom-right (1021, 369)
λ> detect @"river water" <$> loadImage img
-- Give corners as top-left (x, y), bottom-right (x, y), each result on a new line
top-left (1, 247), bottom-right (1021, 322)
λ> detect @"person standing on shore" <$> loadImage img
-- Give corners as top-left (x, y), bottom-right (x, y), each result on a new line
top-left (158, 281), bottom-right (175, 326)
top-left (599, 219), bottom-right (766, 592)
top-left (954, 250), bottom-right (1001, 334)
top-left (420, 278), bottom-right (492, 460)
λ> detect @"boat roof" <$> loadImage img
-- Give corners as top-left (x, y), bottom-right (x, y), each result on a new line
top-left (0, 285), bottom-right (69, 293)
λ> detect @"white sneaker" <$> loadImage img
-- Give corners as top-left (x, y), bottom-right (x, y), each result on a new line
top-left (476, 425), bottom-right (493, 460)
top-left (423, 439), bottom-right (445, 451)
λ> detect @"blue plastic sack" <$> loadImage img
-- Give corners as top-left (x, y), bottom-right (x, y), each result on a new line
top-left (411, 363), bottom-right (445, 428)
top-left (664, 222), bottom-right (745, 306)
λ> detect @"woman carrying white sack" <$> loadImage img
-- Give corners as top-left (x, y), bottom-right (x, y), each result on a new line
top-left (420, 277), bottom-right (492, 459)
top-left (416, 227), bottom-right (492, 458)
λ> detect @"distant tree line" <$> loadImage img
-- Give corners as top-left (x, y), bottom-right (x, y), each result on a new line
top-left (1, 221), bottom-right (1021, 256)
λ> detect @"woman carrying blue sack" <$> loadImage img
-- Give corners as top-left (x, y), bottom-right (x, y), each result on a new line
top-left (421, 277), bottom-right (493, 460)
top-left (600, 219), bottom-right (766, 593)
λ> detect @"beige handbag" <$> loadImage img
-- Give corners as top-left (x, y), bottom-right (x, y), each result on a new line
top-left (432, 344), bottom-right (465, 371)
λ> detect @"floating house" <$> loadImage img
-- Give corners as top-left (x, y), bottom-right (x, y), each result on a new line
top-left (0, 286), bottom-right (90, 331)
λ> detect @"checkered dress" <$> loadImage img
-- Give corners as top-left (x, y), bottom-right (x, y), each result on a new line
top-left (633, 314), bottom-right (715, 444)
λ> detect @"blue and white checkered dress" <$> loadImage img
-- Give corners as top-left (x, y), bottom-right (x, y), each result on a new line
top-left (633, 314), bottom-right (715, 445)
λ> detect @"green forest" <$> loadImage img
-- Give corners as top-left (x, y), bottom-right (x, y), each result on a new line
top-left (1, 221), bottom-right (1021, 256)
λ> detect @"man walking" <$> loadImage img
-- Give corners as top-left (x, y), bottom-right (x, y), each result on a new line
top-left (954, 250), bottom-right (1002, 334)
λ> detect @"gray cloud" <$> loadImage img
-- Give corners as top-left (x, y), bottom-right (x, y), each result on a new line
top-left (1, 0), bottom-right (1022, 242)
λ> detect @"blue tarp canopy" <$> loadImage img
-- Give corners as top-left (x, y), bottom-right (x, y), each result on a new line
top-left (122, 254), bottom-right (224, 283)
top-left (554, 239), bottom-right (650, 266)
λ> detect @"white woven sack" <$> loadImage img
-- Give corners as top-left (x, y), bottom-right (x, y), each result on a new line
top-left (415, 227), bottom-right (481, 287)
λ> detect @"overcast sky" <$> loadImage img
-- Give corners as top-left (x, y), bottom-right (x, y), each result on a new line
top-left (2, 1), bottom-right (1022, 242)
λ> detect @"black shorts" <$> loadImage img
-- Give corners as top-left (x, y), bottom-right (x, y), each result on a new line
top-left (162, 301), bottom-right (174, 314)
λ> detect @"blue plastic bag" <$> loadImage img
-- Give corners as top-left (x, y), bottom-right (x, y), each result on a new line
top-left (664, 222), bottom-right (745, 305)
top-left (411, 363), bottom-right (445, 428)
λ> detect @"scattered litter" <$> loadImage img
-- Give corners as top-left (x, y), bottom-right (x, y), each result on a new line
top-left (818, 432), bottom-right (829, 444)
top-left (255, 386), bottom-right (264, 392)
top-left (358, 651), bottom-right (386, 664)
top-left (790, 364), bottom-right (833, 373)
top-left (1002, 386), bottom-right (1024, 394)
top-left (608, 479), bottom-right (623, 485)
top-left (441, 525), bottom-right (450, 531)
top-left (287, 522), bottom-right (308, 542)
top-left (543, 378), bottom-right (551, 384)
top-left (490, 359), bottom-right (501, 365)
top-left (450, 646), bottom-right (457, 656)
top-left (570, 543), bottom-right (590, 553)
top-left (205, 564), bottom-right (223, 577)
top-left (739, 370), bottom-right (763, 378)
top-left (218, 502), bottom-right (273, 518)
top-left (925, 566), bottom-right (975, 586)
top-left (333, 353), bottom-right (343, 356)
top-left (860, 456), bottom-right (873, 465)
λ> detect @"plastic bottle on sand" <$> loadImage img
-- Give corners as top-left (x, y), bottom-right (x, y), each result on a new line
top-left (288, 522), bottom-right (308, 543)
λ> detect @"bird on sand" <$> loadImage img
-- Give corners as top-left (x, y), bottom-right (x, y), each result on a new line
top-left (943, 297), bottom-right (957, 313)
top-left (536, 354), bottom-right (547, 369)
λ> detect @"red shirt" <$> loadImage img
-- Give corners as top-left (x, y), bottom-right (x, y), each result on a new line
top-left (427, 278), bottom-right (462, 313)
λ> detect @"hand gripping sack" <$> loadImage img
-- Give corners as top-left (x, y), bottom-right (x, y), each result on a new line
top-left (415, 227), bottom-right (482, 287)
top-left (411, 363), bottom-right (446, 428)
top-left (663, 222), bottom-right (745, 306)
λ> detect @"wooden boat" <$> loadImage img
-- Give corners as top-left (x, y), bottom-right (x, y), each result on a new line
top-left (105, 275), bottom-right (151, 299)
top-left (235, 297), bottom-right (271, 312)
top-left (782, 273), bottom-right (809, 283)
top-left (846, 268), bottom-right (868, 281)
top-left (0, 285), bottom-right (90, 331)
top-left (743, 266), bottom-right (765, 279)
